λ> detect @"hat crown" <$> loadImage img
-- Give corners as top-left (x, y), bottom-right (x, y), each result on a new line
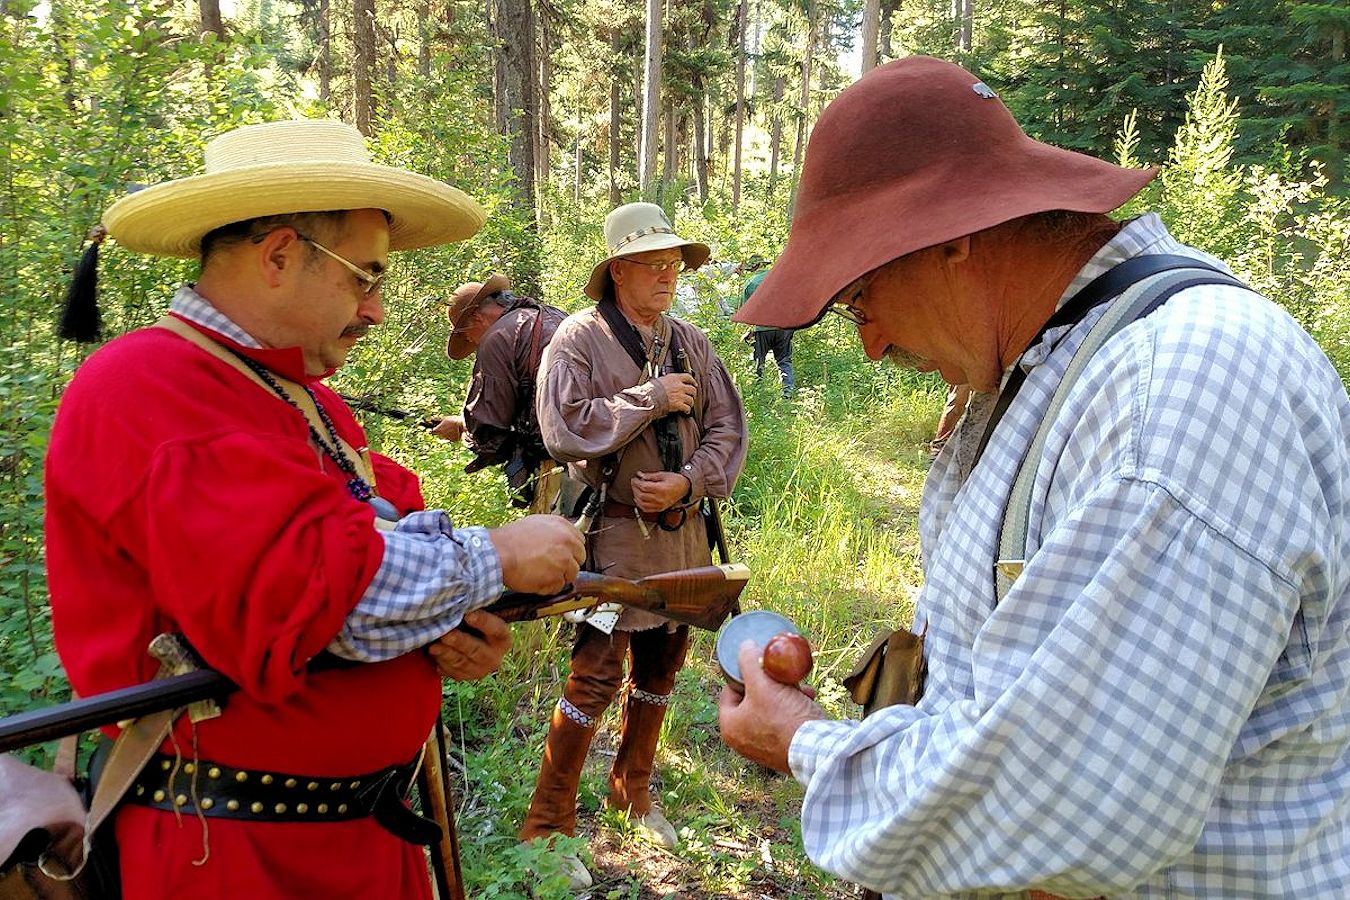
top-left (604, 202), bottom-right (676, 255)
top-left (797, 57), bottom-right (1021, 221)
top-left (204, 120), bottom-right (371, 175)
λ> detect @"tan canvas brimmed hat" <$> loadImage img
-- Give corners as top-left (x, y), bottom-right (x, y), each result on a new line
top-left (584, 202), bottom-right (710, 300)
top-left (446, 273), bottom-right (512, 360)
top-left (102, 119), bottom-right (486, 258)
top-left (734, 56), bottom-right (1158, 329)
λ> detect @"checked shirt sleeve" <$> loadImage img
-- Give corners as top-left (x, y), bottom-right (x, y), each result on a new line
top-left (327, 511), bottom-right (503, 661)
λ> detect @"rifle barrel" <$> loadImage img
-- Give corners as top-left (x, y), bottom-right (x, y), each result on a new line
top-left (0, 669), bottom-right (234, 754)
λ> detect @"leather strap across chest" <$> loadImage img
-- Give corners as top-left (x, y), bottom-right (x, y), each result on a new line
top-left (154, 316), bottom-right (377, 489)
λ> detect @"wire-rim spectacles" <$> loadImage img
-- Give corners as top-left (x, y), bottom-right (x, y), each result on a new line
top-left (620, 257), bottom-right (687, 274)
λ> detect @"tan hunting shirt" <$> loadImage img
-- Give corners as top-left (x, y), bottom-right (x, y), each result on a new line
top-left (537, 306), bottom-right (747, 630)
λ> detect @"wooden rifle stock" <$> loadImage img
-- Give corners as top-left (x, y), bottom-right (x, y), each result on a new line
top-left (483, 563), bottom-right (750, 631)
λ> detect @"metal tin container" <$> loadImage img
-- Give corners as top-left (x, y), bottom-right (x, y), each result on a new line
top-left (716, 610), bottom-right (801, 692)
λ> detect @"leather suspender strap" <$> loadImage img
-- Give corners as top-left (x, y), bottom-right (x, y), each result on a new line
top-left (154, 316), bottom-right (377, 490)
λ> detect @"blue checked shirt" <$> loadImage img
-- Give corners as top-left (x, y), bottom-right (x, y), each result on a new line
top-left (788, 216), bottom-right (1350, 897)
top-left (170, 287), bottom-right (503, 662)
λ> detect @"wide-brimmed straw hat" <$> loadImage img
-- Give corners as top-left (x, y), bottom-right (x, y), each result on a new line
top-left (584, 202), bottom-right (710, 301)
top-left (102, 119), bottom-right (486, 258)
top-left (734, 56), bottom-right (1158, 329)
top-left (445, 273), bottom-right (512, 360)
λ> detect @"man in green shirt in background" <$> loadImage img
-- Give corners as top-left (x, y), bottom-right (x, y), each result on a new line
top-left (738, 255), bottom-right (795, 397)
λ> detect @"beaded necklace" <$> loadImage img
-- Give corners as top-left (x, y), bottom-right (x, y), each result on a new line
top-left (231, 351), bottom-right (374, 503)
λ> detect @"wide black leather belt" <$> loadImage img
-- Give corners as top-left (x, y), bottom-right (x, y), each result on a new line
top-left (125, 752), bottom-right (441, 845)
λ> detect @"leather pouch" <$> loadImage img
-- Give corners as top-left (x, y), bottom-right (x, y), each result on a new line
top-left (842, 626), bottom-right (927, 716)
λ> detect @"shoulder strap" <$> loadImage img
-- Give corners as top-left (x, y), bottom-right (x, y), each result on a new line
top-left (525, 306), bottom-right (547, 378)
top-left (594, 298), bottom-right (675, 375)
top-left (154, 316), bottom-right (377, 490)
top-left (992, 262), bottom-right (1249, 601)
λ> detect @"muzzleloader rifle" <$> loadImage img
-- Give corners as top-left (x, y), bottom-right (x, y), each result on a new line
top-left (0, 563), bottom-right (750, 754)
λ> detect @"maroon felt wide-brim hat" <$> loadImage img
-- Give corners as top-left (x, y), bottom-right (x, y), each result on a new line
top-left (734, 56), bottom-right (1158, 329)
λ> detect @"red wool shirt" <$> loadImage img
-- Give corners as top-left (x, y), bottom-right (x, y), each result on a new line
top-left (45, 319), bottom-right (439, 899)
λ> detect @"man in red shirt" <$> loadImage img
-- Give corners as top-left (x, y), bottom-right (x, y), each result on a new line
top-left (45, 119), bottom-right (584, 898)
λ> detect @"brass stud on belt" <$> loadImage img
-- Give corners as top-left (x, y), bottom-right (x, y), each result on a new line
top-left (307, 781), bottom-right (319, 791)
top-left (349, 780), bottom-right (361, 790)
top-left (226, 800), bottom-right (240, 812)
top-left (152, 790), bottom-right (166, 802)
top-left (317, 803), bottom-right (329, 814)
top-left (284, 778), bottom-right (297, 788)
top-left (296, 803), bottom-right (308, 814)
top-left (261, 774), bottom-right (274, 785)
top-left (250, 802), bottom-right (264, 814)
top-left (235, 771), bottom-right (248, 783)
top-left (183, 763), bottom-right (195, 775)
top-left (208, 767), bottom-right (222, 779)
top-left (274, 803), bottom-right (287, 814)
top-left (174, 794), bottom-right (188, 807)
top-left (135, 786), bottom-right (146, 797)
top-left (337, 804), bottom-right (348, 814)
top-left (330, 782), bottom-right (342, 791)
top-left (200, 798), bottom-right (215, 810)
top-left (160, 760), bottom-right (172, 771)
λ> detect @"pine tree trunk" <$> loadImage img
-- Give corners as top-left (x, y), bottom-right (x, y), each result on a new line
top-left (731, 0), bottom-right (747, 211)
top-left (199, 0), bottom-right (225, 39)
top-left (959, 0), bottom-right (973, 52)
top-left (493, 0), bottom-right (538, 209)
top-left (861, 0), bottom-right (880, 74)
top-left (609, 26), bottom-right (623, 207)
top-left (353, 0), bottom-right (376, 135)
top-left (638, 0), bottom-right (661, 194)
top-left (768, 74), bottom-right (784, 192)
top-left (537, 11), bottom-right (553, 207)
top-left (663, 97), bottom-right (677, 185)
top-left (691, 55), bottom-right (708, 202)
top-left (318, 0), bottom-right (331, 102)
top-left (417, 0), bottom-right (430, 78)
top-left (880, 0), bottom-right (897, 61)
top-left (791, 2), bottom-right (816, 183)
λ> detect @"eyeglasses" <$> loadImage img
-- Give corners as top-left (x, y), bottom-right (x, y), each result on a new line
top-left (296, 233), bottom-right (385, 295)
top-left (829, 278), bottom-right (871, 327)
top-left (621, 257), bottom-right (687, 274)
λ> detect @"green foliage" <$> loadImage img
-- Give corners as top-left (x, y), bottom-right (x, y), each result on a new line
top-left (1125, 50), bottom-right (1350, 367)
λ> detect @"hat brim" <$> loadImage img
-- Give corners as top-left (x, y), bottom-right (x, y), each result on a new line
top-left (735, 138), bottom-right (1156, 329)
top-left (447, 272), bottom-right (512, 360)
top-left (584, 235), bottom-right (710, 301)
top-left (103, 161), bottom-right (486, 258)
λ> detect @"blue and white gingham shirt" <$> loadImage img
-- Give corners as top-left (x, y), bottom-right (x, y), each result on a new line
top-left (170, 287), bottom-right (502, 662)
top-left (789, 215), bottom-right (1350, 897)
